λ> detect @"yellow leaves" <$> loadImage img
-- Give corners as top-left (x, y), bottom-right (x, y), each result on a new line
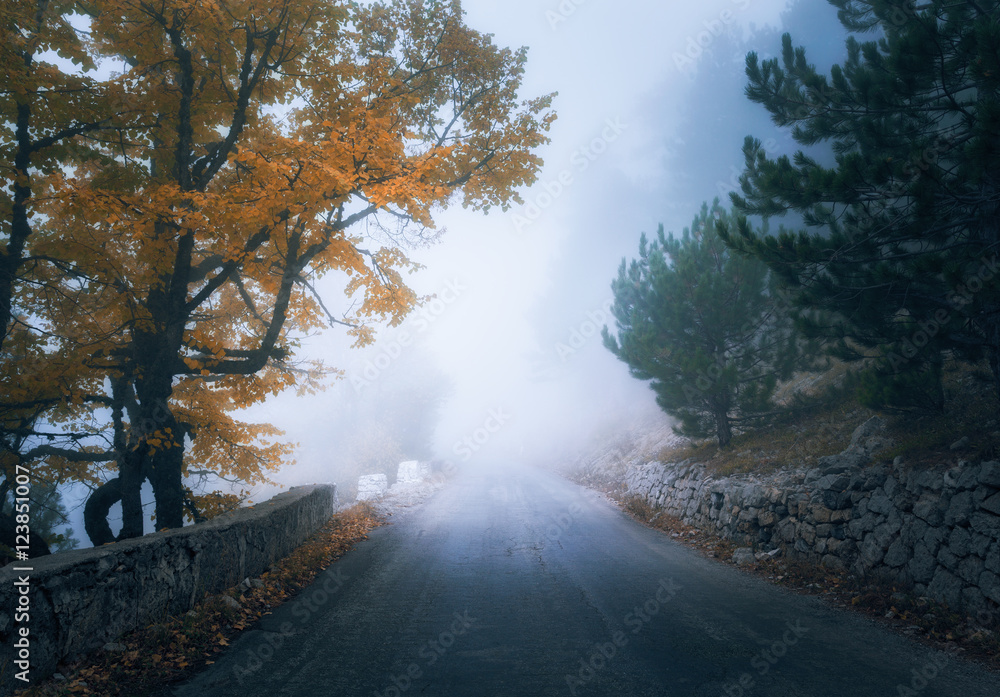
top-left (143, 428), bottom-right (177, 454)
top-left (5, 0), bottom-right (552, 520)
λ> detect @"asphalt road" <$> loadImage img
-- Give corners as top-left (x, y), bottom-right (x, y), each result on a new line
top-left (172, 461), bottom-right (998, 697)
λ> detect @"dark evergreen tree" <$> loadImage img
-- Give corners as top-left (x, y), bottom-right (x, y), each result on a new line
top-left (603, 201), bottom-right (806, 447)
top-left (721, 0), bottom-right (1000, 411)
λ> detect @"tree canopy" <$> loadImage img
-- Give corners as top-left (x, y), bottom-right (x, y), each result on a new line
top-left (603, 202), bottom-right (805, 447)
top-left (721, 0), bottom-right (1000, 411)
top-left (1, 0), bottom-right (554, 545)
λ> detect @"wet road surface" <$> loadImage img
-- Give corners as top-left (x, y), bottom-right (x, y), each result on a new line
top-left (172, 461), bottom-right (998, 696)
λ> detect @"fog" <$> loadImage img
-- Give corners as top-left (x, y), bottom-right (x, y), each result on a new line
top-left (237, 0), bottom-right (851, 496)
top-left (62, 0), bottom-right (853, 538)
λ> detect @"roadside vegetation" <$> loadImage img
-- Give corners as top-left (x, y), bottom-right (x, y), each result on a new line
top-left (670, 358), bottom-right (1000, 478)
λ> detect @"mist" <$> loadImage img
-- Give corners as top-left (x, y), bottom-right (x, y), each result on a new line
top-left (237, 1), bottom-right (849, 488)
top-left (60, 0), bottom-right (853, 539)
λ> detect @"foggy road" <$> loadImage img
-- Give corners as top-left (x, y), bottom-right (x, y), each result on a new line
top-left (171, 463), bottom-right (998, 697)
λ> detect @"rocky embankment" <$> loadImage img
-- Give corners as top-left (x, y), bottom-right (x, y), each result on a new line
top-left (611, 417), bottom-right (1000, 617)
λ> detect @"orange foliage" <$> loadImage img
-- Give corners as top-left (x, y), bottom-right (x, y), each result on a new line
top-left (1, 0), bottom-right (554, 531)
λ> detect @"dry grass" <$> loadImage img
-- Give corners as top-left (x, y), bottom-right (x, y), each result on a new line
top-left (664, 397), bottom-right (871, 477)
top-left (874, 362), bottom-right (1000, 467)
top-left (17, 503), bottom-right (384, 697)
top-left (656, 359), bottom-right (1000, 477)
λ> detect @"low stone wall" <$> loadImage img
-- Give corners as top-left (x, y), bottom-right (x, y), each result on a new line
top-left (624, 419), bottom-right (1000, 617)
top-left (0, 484), bottom-right (337, 695)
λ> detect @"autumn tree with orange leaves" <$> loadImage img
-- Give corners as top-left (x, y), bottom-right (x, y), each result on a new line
top-left (0, 0), bottom-right (554, 546)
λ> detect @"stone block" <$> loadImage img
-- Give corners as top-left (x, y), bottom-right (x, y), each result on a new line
top-left (357, 473), bottom-right (389, 501)
top-left (914, 469), bottom-right (945, 492)
top-left (927, 568), bottom-right (963, 609)
top-left (757, 510), bottom-right (777, 527)
top-left (986, 542), bottom-right (1000, 574)
top-left (862, 466), bottom-right (889, 491)
top-left (907, 543), bottom-right (938, 584)
top-left (847, 511), bottom-right (878, 539)
top-left (955, 464), bottom-right (982, 490)
top-left (800, 523), bottom-right (817, 545)
top-left (777, 518), bottom-right (797, 543)
top-left (740, 485), bottom-right (769, 509)
top-left (899, 516), bottom-right (927, 547)
top-left (981, 492), bottom-right (1000, 516)
top-left (814, 473), bottom-right (852, 492)
top-left (883, 538), bottom-right (911, 568)
top-left (979, 461), bottom-right (1000, 488)
top-left (969, 511), bottom-right (1000, 540)
top-left (937, 546), bottom-right (959, 571)
top-left (883, 475), bottom-right (899, 497)
top-left (979, 570), bottom-right (1000, 604)
top-left (849, 415), bottom-right (887, 451)
top-left (924, 525), bottom-right (947, 553)
top-left (969, 533), bottom-right (992, 558)
top-left (396, 460), bottom-right (429, 484)
top-left (868, 490), bottom-right (893, 515)
top-left (859, 534), bottom-right (887, 568)
top-left (944, 491), bottom-right (974, 527)
top-left (948, 527), bottom-right (971, 558)
top-left (957, 556), bottom-right (985, 584)
top-left (817, 448), bottom-right (869, 472)
top-left (912, 494), bottom-right (944, 526)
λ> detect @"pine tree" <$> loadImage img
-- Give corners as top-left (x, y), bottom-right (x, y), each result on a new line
top-left (602, 201), bottom-right (805, 447)
top-left (722, 0), bottom-right (1000, 411)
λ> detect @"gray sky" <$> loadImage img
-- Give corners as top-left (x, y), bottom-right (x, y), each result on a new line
top-left (243, 0), bottom-right (853, 494)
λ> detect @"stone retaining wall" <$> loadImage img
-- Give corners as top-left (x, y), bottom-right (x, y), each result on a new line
top-left (624, 419), bottom-right (1000, 617)
top-left (0, 484), bottom-right (337, 695)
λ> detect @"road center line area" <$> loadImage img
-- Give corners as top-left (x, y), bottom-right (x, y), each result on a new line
top-left (170, 461), bottom-right (999, 697)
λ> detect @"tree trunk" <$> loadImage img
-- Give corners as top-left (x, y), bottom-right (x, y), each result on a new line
top-left (128, 225), bottom-right (194, 532)
top-left (117, 450), bottom-right (145, 539)
top-left (110, 373), bottom-right (145, 539)
top-left (715, 405), bottom-right (733, 448)
top-left (148, 440), bottom-right (185, 530)
top-left (129, 383), bottom-right (186, 531)
top-left (83, 477), bottom-right (122, 546)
